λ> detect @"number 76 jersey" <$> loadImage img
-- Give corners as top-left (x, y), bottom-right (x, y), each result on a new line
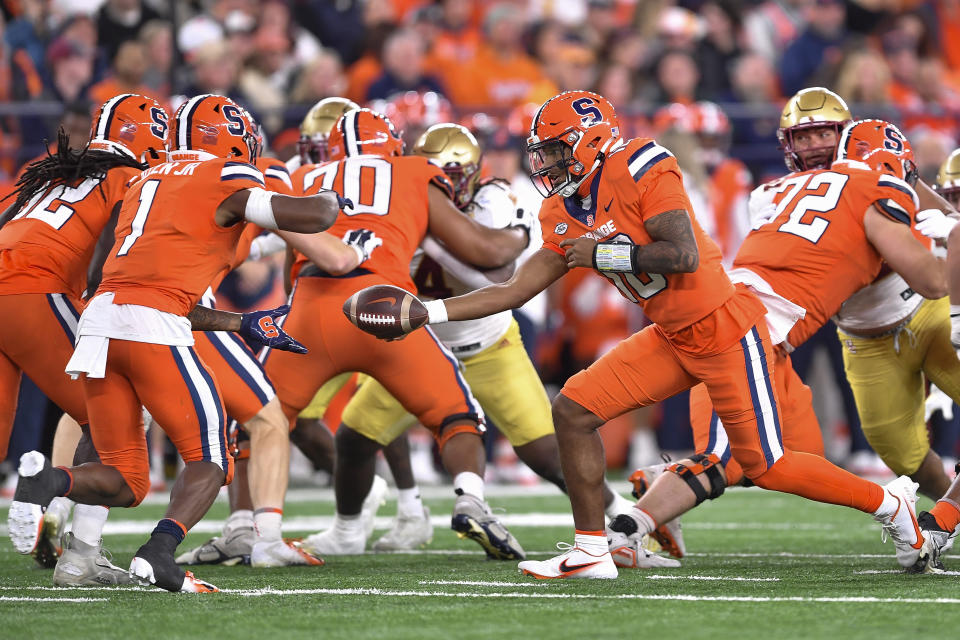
top-left (733, 161), bottom-right (920, 348)
top-left (292, 154), bottom-right (454, 290)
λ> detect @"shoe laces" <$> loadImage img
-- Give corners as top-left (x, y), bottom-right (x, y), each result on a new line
top-left (555, 541), bottom-right (575, 554)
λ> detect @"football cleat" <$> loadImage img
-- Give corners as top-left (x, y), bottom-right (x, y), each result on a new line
top-left (32, 498), bottom-right (71, 568)
top-left (519, 542), bottom-right (617, 580)
top-left (451, 492), bottom-right (525, 560)
top-left (132, 541), bottom-right (218, 593)
top-left (8, 452), bottom-right (62, 555)
top-left (372, 506), bottom-right (433, 551)
top-left (874, 475), bottom-right (928, 570)
top-left (629, 464), bottom-right (685, 558)
top-left (917, 510), bottom-right (957, 573)
top-left (608, 537), bottom-right (681, 569)
top-left (175, 525), bottom-right (254, 566)
top-left (53, 532), bottom-right (136, 586)
top-left (360, 475), bottom-right (389, 539)
top-left (250, 539), bottom-right (324, 567)
top-left (299, 524), bottom-right (366, 556)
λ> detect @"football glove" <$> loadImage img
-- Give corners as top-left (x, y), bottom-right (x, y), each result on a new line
top-left (508, 206), bottom-right (535, 247)
top-left (925, 384), bottom-right (955, 422)
top-left (915, 208), bottom-right (958, 242)
top-left (247, 232), bottom-right (286, 261)
top-left (342, 228), bottom-right (383, 264)
top-left (239, 304), bottom-right (307, 354)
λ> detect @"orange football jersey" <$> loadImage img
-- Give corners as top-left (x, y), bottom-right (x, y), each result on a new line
top-left (539, 137), bottom-right (734, 336)
top-left (0, 165), bottom-right (141, 300)
top-left (733, 162), bottom-right (920, 348)
top-left (97, 158), bottom-right (264, 316)
top-left (292, 155), bottom-right (453, 290)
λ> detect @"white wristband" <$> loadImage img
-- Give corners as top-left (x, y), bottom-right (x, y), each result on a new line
top-left (243, 187), bottom-right (278, 230)
top-left (348, 243), bottom-right (364, 265)
top-left (423, 299), bottom-right (448, 324)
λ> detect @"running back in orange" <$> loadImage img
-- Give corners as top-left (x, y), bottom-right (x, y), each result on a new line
top-left (733, 162), bottom-right (919, 348)
top-left (97, 158), bottom-right (265, 315)
top-left (538, 137), bottom-right (737, 339)
top-left (292, 154), bottom-right (454, 290)
top-left (0, 166), bottom-right (140, 299)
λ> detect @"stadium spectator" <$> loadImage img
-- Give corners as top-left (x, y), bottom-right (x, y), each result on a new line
top-left (366, 28), bottom-right (444, 101)
top-left (239, 29), bottom-right (296, 132)
top-left (138, 20), bottom-right (173, 97)
top-left (778, 0), bottom-right (847, 96)
top-left (743, 0), bottom-right (809, 66)
top-left (724, 51), bottom-right (783, 180)
top-left (89, 40), bottom-right (162, 109)
top-left (95, 0), bottom-right (162, 62)
top-left (290, 49), bottom-right (349, 109)
top-left (653, 50), bottom-right (700, 105)
top-left (695, 1), bottom-right (744, 99)
top-left (833, 48), bottom-right (892, 106)
top-left (543, 39), bottom-right (598, 94)
top-left (179, 40), bottom-right (246, 109)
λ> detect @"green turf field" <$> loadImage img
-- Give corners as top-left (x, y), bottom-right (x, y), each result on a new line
top-left (1, 485), bottom-right (957, 640)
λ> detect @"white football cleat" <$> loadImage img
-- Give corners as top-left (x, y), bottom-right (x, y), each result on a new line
top-left (874, 475), bottom-right (928, 570)
top-left (53, 532), bottom-right (136, 586)
top-left (609, 539), bottom-right (681, 569)
top-left (519, 543), bottom-right (617, 580)
top-left (372, 506), bottom-right (433, 551)
top-left (175, 525), bottom-right (254, 566)
top-left (360, 475), bottom-right (389, 539)
top-left (299, 525), bottom-right (366, 556)
top-left (251, 539), bottom-right (324, 567)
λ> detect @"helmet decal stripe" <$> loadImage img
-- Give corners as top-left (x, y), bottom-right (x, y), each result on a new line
top-left (531, 97), bottom-right (554, 137)
top-left (177, 94), bottom-right (209, 151)
top-left (95, 93), bottom-right (135, 141)
top-left (835, 119), bottom-right (860, 161)
top-left (343, 109), bottom-right (360, 157)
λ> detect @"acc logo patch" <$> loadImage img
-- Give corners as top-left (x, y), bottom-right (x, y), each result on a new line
top-left (555, 222), bottom-right (568, 235)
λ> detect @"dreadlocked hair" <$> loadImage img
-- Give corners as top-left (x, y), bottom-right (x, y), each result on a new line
top-left (5, 128), bottom-right (147, 214)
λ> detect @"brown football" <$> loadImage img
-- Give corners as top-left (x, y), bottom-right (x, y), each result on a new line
top-left (342, 284), bottom-right (428, 340)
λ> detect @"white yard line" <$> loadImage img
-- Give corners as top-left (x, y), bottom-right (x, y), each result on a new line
top-left (418, 580), bottom-right (551, 588)
top-left (0, 596), bottom-right (105, 602)
top-left (645, 575), bottom-right (780, 582)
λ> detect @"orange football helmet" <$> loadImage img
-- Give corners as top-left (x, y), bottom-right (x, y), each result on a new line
top-left (327, 108), bottom-right (404, 160)
top-left (87, 93), bottom-right (168, 165)
top-left (371, 91), bottom-right (453, 138)
top-left (170, 94), bottom-right (260, 162)
top-left (835, 119), bottom-right (918, 185)
top-left (526, 90), bottom-right (621, 198)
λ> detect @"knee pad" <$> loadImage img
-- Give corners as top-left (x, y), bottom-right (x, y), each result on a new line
top-left (228, 420), bottom-right (251, 461)
top-left (436, 417), bottom-right (485, 451)
top-left (667, 453), bottom-right (726, 506)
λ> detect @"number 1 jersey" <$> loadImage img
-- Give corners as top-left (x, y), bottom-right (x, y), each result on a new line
top-left (97, 158), bottom-right (264, 316)
top-left (733, 161), bottom-right (919, 348)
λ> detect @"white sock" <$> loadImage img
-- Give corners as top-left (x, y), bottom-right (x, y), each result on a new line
top-left (334, 512), bottom-right (364, 535)
top-left (397, 487), bottom-right (424, 519)
top-left (226, 509), bottom-right (254, 532)
top-left (872, 488), bottom-right (899, 520)
top-left (253, 508), bottom-right (282, 540)
top-left (630, 507), bottom-right (657, 537)
top-left (575, 531), bottom-right (607, 556)
top-left (72, 504), bottom-right (109, 547)
top-left (453, 472), bottom-right (485, 501)
top-left (604, 492), bottom-right (635, 519)
top-left (47, 496), bottom-right (74, 520)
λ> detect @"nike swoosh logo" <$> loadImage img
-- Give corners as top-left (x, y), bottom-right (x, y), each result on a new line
top-left (369, 296), bottom-right (398, 307)
top-left (604, 198), bottom-right (613, 212)
top-left (558, 558), bottom-right (601, 574)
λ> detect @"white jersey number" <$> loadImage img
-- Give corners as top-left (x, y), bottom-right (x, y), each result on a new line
top-left (301, 157), bottom-right (393, 216)
top-left (13, 177), bottom-right (101, 230)
top-left (774, 172), bottom-right (849, 243)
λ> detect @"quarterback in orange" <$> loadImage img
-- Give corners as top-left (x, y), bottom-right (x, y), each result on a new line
top-left (350, 91), bottom-right (935, 579)
top-left (7, 94), bottom-right (343, 593)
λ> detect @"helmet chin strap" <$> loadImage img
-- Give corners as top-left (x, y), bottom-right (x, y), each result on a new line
top-left (558, 136), bottom-right (620, 198)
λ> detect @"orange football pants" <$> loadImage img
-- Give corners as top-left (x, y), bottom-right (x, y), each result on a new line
top-left (194, 329), bottom-right (275, 425)
top-left (563, 288), bottom-right (884, 512)
top-left (263, 275), bottom-right (483, 446)
top-left (689, 350), bottom-right (824, 485)
top-left (0, 293), bottom-right (88, 462)
top-left (82, 340), bottom-right (232, 505)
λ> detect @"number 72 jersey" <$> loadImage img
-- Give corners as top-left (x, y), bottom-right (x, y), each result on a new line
top-left (733, 161), bottom-right (920, 348)
top-left (292, 154), bottom-right (454, 290)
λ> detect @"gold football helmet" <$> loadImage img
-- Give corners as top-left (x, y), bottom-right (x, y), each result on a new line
top-left (777, 87), bottom-right (852, 172)
top-left (299, 97), bottom-right (360, 164)
top-left (936, 149), bottom-right (960, 207)
top-left (412, 123), bottom-right (482, 209)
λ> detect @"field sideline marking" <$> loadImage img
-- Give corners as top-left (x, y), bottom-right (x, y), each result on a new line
top-left (645, 575), bottom-right (780, 582)
top-left (3, 585), bottom-right (957, 604)
top-left (419, 580), bottom-right (551, 588)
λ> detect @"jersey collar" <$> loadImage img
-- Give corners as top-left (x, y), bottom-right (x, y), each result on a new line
top-left (562, 162), bottom-right (604, 227)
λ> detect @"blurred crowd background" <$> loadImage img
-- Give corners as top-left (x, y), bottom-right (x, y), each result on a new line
top-left (3, 0), bottom-right (960, 488)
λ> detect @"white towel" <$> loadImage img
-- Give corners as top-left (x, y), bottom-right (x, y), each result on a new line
top-left (727, 267), bottom-right (806, 346)
top-left (65, 335), bottom-right (110, 379)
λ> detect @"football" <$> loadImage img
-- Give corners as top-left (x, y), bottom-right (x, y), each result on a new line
top-left (342, 284), bottom-right (428, 340)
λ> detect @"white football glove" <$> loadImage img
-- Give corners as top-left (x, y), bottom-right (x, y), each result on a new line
top-left (508, 205), bottom-right (535, 248)
top-left (915, 208), bottom-right (959, 242)
top-left (342, 228), bottom-right (383, 264)
top-left (925, 384), bottom-right (955, 422)
top-left (748, 184), bottom-right (778, 229)
top-left (247, 232), bottom-right (286, 261)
